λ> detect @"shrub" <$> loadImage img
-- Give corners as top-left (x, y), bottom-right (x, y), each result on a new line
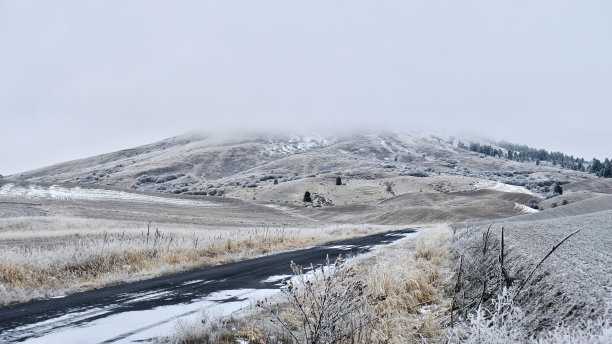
top-left (527, 199), bottom-right (540, 209)
top-left (273, 179), bottom-right (278, 185)
top-left (554, 184), bottom-right (563, 195)
top-left (551, 203), bottom-right (558, 208)
top-left (562, 199), bottom-right (569, 205)
top-left (256, 255), bottom-right (375, 344)
top-left (336, 177), bottom-right (342, 185)
top-left (303, 191), bottom-right (312, 202)
top-left (401, 171), bottom-right (429, 177)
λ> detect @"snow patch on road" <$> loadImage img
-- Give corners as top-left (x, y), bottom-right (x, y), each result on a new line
top-left (327, 245), bottom-right (356, 250)
top-left (11, 288), bottom-right (278, 344)
top-left (0, 183), bottom-right (217, 207)
top-left (260, 275), bottom-right (292, 284)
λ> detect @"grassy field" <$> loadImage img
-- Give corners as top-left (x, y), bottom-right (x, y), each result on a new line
top-left (163, 225), bottom-right (455, 344)
top-left (0, 214), bottom-right (399, 306)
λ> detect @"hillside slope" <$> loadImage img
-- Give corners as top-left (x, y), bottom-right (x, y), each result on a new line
top-left (6, 132), bottom-right (593, 200)
top-left (453, 194), bottom-right (612, 336)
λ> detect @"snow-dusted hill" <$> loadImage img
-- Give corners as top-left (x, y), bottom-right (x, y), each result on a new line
top-left (6, 132), bottom-right (593, 202)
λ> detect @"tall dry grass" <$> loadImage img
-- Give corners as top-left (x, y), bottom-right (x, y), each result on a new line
top-left (364, 225), bottom-right (453, 343)
top-left (163, 226), bottom-right (454, 344)
top-left (0, 215), bottom-right (397, 306)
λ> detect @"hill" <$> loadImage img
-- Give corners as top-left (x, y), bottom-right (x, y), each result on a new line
top-left (4, 132), bottom-right (599, 224)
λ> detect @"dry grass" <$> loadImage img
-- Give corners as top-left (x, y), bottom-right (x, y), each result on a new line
top-left (0, 215), bottom-right (399, 306)
top-left (169, 225), bottom-right (455, 344)
top-left (364, 224), bottom-right (453, 343)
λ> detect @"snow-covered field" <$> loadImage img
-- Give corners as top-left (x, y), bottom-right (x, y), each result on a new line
top-left (0, 183), bottom-right (216, 207)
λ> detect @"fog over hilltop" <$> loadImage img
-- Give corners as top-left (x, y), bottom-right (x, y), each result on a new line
top-left (1, 1), bottom-right (610, 174)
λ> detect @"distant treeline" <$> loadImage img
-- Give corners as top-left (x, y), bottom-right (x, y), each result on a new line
top-left (457, 141), bottom-right (612, 178)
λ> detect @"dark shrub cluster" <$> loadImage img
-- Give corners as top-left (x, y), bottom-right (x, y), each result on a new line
top-left (135, 173), bottom-right (185, 185)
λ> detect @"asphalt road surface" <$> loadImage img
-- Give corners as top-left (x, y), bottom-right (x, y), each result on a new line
top-left (0, 228), bottom-right (417, 343)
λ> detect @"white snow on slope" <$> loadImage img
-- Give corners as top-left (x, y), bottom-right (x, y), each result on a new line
top-left (262, 136), bottom-right (333, 157)
top-left (0, 183), bottom-right (217, 207)
top-left (514, 202), bottom-right (539, 214)
top-left (476, 181), bottom-right (535, 195)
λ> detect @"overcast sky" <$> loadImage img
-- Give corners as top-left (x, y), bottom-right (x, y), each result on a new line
top-left (1, 1), bottom-right (611, 175)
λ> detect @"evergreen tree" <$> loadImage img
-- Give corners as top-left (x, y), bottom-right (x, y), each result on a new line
top-left (336, 177), bottom-right (342, 185)
top-left (554, 184), bottom-right (563, 195)
top-left (591, 158), bottom-right (603, 175)
top-left (303, 191), bottom-right (312, 202)
top-left (602, 159), bottom-right (612, 178)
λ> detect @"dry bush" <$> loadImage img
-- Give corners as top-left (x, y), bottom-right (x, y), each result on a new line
top-left (448, 223), bottom-right (609, 343)
top-left (257, 255), bottom-right (376, 344)
top-left (449, 224), bottom-right (516, 325)
top-left (449, 289), bottom-right (612, 344)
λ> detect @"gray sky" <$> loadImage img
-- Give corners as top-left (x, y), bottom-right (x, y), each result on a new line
top-left (1, 1), bottom-right (611, 175)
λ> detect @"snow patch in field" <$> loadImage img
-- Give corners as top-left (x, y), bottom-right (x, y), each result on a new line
top-left (0, 183), bottom-right (217, 207)
top-left (514, 202), bottom-right (539, 214)
top-left (476, 181), bottom-right (535, 195)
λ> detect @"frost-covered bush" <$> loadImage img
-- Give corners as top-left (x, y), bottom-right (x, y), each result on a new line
top-left (155, 173), bottom-right (185, 183)
top-left (450, 290), bottom-right (612, 344)
top-left (527, 199), bottom-right (540, 209)
top-left (257, 256), bottom-right (375, 344)
top-left (206, 189), bottom-right (224, 196)
top-left (258, 174), bottom-right (285, 182)
top-left (134, 173), bottom-right (185, 185)
top-left (402, 171), bottom-right (429, 177)
top-left (450, 288), bottom-right (526, 343)
top-left (438, 158), bottom-right (458, 168)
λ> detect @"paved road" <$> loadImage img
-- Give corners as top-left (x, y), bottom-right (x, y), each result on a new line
top-left (0, 228), bottom-right (416, 343)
